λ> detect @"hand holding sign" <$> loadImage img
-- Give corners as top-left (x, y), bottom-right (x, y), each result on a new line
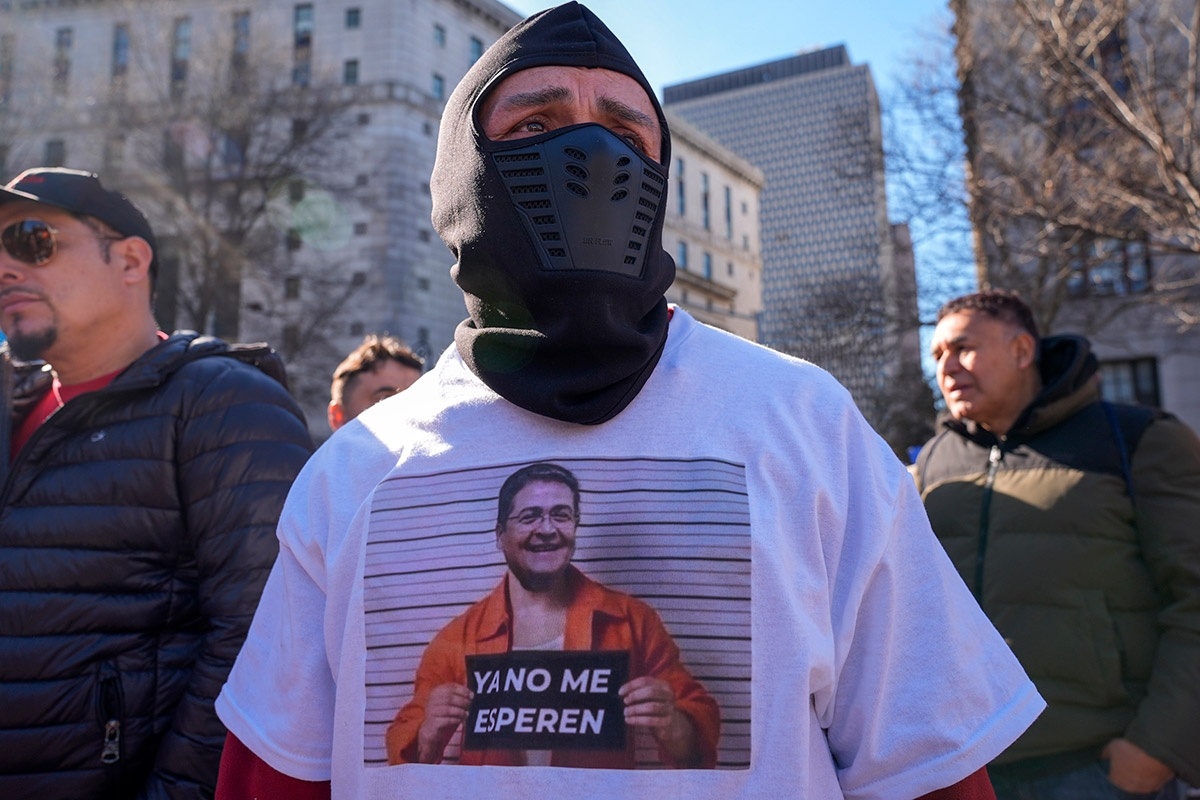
top-left (417, 683), bottom-right (475, 763)
top-left (619, 676), bottom-right (701, 767)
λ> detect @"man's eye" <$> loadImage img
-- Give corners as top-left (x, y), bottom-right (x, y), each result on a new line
top-left (522, 120), bottom-right (546, 133)
top-left (620, 132), bottom-right (645, 153)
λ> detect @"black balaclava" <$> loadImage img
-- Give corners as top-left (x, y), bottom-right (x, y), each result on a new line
top-left (432, 1), bottom-right (675, 425)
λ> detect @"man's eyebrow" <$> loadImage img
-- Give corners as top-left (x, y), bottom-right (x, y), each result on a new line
top-left (931, 334), bottom-right (967, 353)
top-left (495, 85), bottom-right (574, 112)
top-left (597, 95), bottom-right (657, 132)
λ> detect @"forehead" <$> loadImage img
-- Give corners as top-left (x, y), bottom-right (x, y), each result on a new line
top-left (349, 359), bottom-right (419, 388)
top-left (0, 199), bottom-right (72, 226)
top-left (478, 65), bottom-right (657, 123)
top-left (933, 310), bottom-right (1011, 345)
top-left (512, 479), bottom-right (574, 505)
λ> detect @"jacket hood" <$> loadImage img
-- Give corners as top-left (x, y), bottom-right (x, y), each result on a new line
top-left (433, 2), bottom-right (675, 426)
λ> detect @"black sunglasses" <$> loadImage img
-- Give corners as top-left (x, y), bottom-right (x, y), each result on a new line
top-left (1, 218), bottom-right (124, 266)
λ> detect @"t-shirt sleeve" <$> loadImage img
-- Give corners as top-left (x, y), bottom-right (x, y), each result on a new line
top-left (215, 520), bottom-right (337, 781)
top-left (819, 412), bottom-right (1045, 800)
top-left (216, 423), bottom-right (397, 782)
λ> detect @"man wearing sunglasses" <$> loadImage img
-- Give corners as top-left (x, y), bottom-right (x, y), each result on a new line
top-left (0, 167), bottom-right (314, 799)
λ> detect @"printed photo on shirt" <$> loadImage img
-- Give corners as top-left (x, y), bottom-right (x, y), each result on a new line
top-left (362, 457), bottom-right (751, 770)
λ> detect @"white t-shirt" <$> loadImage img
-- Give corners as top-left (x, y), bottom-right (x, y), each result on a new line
top-left (217, 308), bottom-right (1043, 799)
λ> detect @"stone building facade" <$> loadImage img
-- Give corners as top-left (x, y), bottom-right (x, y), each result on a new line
top-left (662, 111), bottom-right (763, 342)
top-left (0, 0), bottom-right (522, 431)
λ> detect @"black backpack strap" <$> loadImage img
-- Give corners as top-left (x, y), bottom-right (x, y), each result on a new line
top-left (1103, 401), bottom-right (1135, 508)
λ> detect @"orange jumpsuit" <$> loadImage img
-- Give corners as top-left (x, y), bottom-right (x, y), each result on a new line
top-left (386, 566), bottom-right (720, 769)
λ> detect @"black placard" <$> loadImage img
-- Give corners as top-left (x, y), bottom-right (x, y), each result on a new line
top-left (463, 650), bottom-right (629, 751)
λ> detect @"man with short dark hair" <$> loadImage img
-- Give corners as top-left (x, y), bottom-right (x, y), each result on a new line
top-left (215, 6), bottom-right (1044, 799)
top-left (328, 334), bottom-right (424, 432)
top-left (916, 289), bottom-right (1200, 799)
top-left (0, 167), bottom-right (314, 799)
top-left (385, 462), bottom-right (719, 769)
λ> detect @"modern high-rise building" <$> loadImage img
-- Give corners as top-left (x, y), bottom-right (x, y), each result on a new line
top-left (664, 48), bottom-right (926, 450)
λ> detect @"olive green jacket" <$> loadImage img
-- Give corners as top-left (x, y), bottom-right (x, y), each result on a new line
top-left (915, 335), bottom-right (1200, 785)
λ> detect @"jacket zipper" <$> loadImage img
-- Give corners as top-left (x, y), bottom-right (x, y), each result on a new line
top-left (974, 445), bottom-right (1003, 603)
top-left (98, 663), bottom-right (124, 770)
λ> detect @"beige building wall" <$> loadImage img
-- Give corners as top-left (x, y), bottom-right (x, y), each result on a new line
top-left (662, 111), bottom-right (763, 342)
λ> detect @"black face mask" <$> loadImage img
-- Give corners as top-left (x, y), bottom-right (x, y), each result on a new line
top-left (432, 2), bottom-right (675, 425)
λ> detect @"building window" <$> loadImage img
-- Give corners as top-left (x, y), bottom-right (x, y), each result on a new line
top-left (1067, 238), bottom-right (1151, 298)
top-left (285, 276), bottom-right (301, 299)
top-left (470, 36), bottom-right (484, 63)
top-left (701, 172), bottom-right (710, 230)
top-left (293, 4), bottom-right (314, 87)
top-left (724, 185), bottom-right (732, 239)
top-left (53, 27), bottom-right (72, 95)
top-left (355, 173), bottom-right (369, 187)
top-left (345, 7), bottom-right (361, 29)
top-left (112, 24), bottom-right (129, 80)
top-left (418, 229), bottom-right (431, 242)
top-left (44, 138), bottom-right (66, 167)
top-left (170, 18), bottom-right (191, 99)
top-left (432, 73), bottom-right (445, 100)
top-left (357, 112), bottom-right (370, 125)
top-left (351, 271), bottom-right (366, 286)
top-left (288, 178), bottom-right (305, 203)
top-left (676, 241), bottom-right (688, 269)
top-left (283, 324), bottom-right (300, 354)
top-left (291, 119), bottom-right (308, 144)
top-left (232, 11), bottom-right (251, 75)
top-left (418, 277), bottom-right (431, 291)
top-left (0, 35), bottom-right (13, 108)
top-left (343, 59), bottom-right (359, 85)
top-left (350, 321), bottom-right (364, 336)
top-left (104, 135), bottom-right (125, 169)
top-left (675, 158), bottom-right (685, 215)
top-left (163, 129), bottom-right (183, 171)
top-left (727, 261), bottom-right (734, 276)
top-left (0, 145), bottom-right (8, 176)
top-left (433, 24), bottom-right (446, 47)
top-left (1100, 358), bottom-right (1159, 407)
top-left (703, 252), bottom-right (712, 280)
top-left (354, 221), bottom-right (367, 235)
top-left (285, 229), bottom-right (303, 251)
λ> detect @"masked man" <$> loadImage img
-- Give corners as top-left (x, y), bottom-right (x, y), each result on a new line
top-left (214, 5), bottom-right (1044, 799)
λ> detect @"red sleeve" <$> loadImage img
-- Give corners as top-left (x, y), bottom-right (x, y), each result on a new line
top-left (915, 767), bottom-right (997, 800)
top-left (215, 732), bottom-right (331, 800)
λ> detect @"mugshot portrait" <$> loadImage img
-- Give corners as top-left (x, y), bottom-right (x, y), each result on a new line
top-left (362, 457), bottom-right (752, 771)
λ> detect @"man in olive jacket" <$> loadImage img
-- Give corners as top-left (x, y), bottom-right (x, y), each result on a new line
top-left (915, 290), bottom-right (1200, 800)
top-left (0, 168), bottom-right (314, 799)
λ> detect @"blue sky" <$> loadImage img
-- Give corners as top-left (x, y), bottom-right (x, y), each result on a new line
top-left (504, 0), bottom-right (954, 95)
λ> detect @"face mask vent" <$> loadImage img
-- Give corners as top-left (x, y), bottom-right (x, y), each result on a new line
top-left (492, 124), bottom-right (667, 276)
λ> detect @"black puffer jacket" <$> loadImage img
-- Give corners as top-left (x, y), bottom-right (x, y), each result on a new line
top-left (0, 333), bottom-right (314, 799)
